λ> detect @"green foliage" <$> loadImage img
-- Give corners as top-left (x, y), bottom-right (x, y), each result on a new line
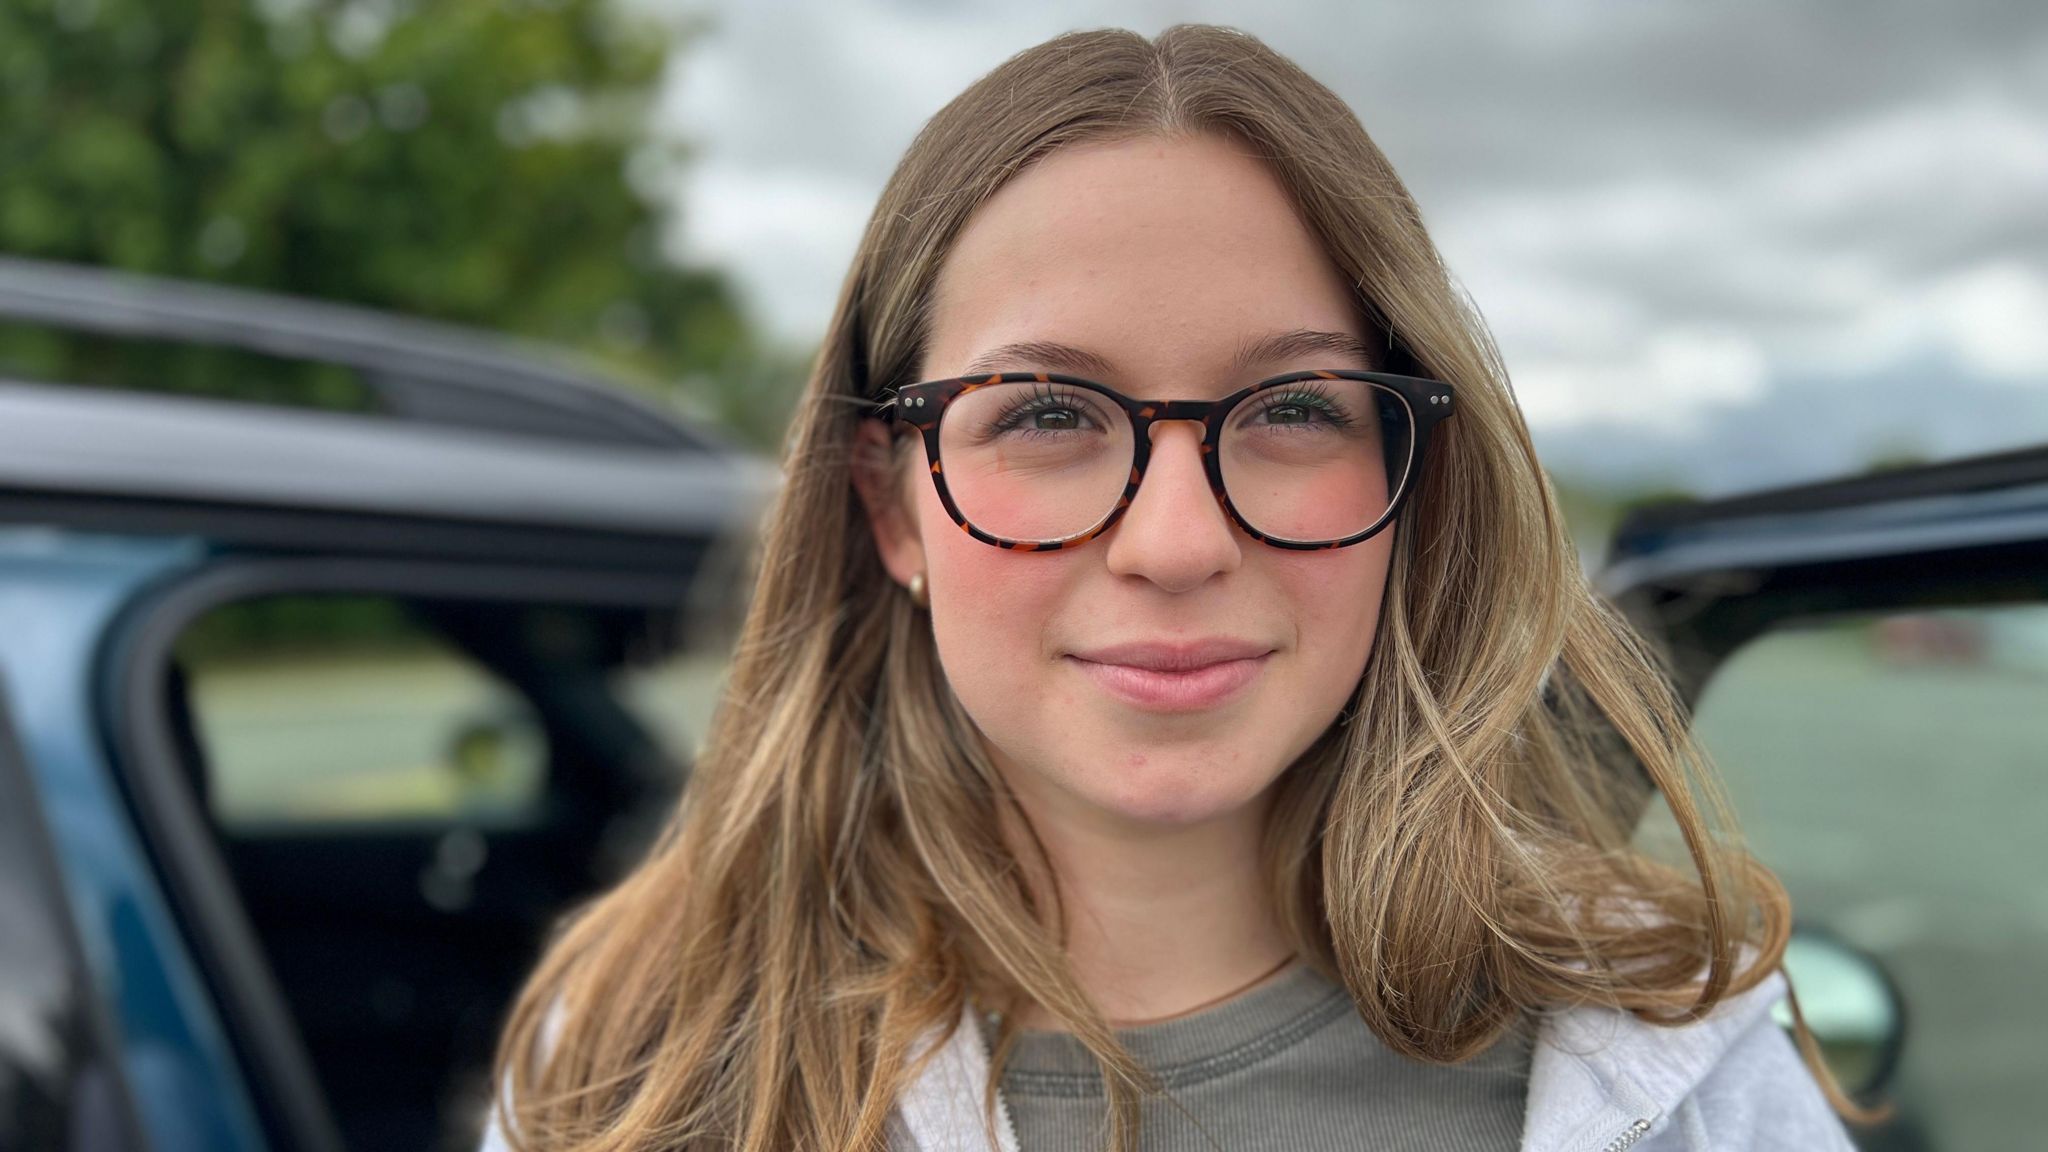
top-left (0, 317), bottom-right (378, 409)
top-left (0, 0), bottom-right (777, 435)
top-left (1859, 444), bottom-right (1930, 475)
top-left (682, 341), bottom-right (820, 455)
top-left (175, 594), bottom-right (431, 664)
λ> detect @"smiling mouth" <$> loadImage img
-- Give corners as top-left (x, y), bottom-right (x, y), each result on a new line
top-left (1064, 652), bottom-right (1272, 712)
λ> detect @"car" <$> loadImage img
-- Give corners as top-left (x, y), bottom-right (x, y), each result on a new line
top-left (0, 256), bottom-right (776, 1152)
top-left (1604, 446), bottom-right (2048, 1150)
top-left (1, 256), bottom-right (2027, 1151)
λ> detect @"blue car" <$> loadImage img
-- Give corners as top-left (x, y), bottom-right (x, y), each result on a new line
top-left (0, 257), bottom-right (774, 1152)
top-left (3, 256), bottom-right (2036, 1149)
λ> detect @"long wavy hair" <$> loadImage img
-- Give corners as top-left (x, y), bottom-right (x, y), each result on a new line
top-left (490, 23), bottom-right (1877, 1151)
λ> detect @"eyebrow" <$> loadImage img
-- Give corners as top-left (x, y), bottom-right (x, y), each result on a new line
top-left (957, 328), bottom-right (1378, 380)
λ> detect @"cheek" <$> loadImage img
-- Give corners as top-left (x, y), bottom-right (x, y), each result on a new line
top-left (919, 485), bottom-right (1068, 693)
top-left (1270, 536), bottom-right (1394, 698)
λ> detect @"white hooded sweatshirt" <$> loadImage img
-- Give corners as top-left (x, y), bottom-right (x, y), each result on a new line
top-left (482, 966), bottom-right (1859, 1152)
top-left (890, 966), bottom-right (1860, 1152)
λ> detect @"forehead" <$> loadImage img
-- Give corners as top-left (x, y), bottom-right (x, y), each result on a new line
top-left (923, 132), bottom-right (1369, 386)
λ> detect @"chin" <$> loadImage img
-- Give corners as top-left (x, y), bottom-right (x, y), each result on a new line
top-left (1079, 762), bottom-right (1272, 828)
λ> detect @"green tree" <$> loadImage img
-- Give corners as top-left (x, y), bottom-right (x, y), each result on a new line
top-left (0, 0), bottom-right (763, 429)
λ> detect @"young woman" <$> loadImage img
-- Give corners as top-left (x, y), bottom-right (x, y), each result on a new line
top-left (483, 24), bottom-right (1880, 1152)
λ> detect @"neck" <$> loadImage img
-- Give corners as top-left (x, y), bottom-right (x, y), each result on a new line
top-left (995, 771), bottom-right (1295, 1031)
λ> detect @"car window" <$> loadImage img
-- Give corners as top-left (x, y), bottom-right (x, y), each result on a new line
top-left (1639, 604), bottom-right (2044, 1150)
top-left (609, 625), bottom-right (732, 769)
top-left (173, 594), bottom-right (548, 831)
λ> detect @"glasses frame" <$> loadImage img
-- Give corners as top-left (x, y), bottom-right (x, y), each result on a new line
top-left (868, 368), bottom-right (1456, 551)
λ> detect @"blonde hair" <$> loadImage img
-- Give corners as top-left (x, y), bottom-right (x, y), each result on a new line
top-left (490, 23), bottom-right (1879, 1151)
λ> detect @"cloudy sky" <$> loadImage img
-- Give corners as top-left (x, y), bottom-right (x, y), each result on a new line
top-left (644, 0), bottom-right (2048, 495)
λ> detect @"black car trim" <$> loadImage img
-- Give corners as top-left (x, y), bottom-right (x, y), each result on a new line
top-left (0, 489), bottom-right (722, 575)
top-left (1600, 482), bottom-right (2048, 600)
top-left (102, 556), bottom-right (703, 1152)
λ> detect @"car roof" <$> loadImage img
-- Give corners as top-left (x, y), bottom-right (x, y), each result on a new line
top-left (1601, 440), bottom-right (2048, 599)
top-left (0, 379), bottom-right (779, 541)
top-left (1615, 442), bottom-right (2048, 541)
top-left (0, 255), bottom-right (732, 453)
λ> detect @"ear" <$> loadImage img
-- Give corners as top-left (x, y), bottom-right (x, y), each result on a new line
top-left (850, 418), bottom-right (928, 588)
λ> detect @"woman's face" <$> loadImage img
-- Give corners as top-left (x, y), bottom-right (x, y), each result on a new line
top-left (855, 131), bottom-right (1394, 835)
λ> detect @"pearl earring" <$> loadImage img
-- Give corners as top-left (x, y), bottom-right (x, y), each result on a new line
top-left (907, 571), bottom-right (929, 607)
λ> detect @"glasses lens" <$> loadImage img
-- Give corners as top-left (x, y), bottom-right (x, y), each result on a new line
top-left (1218, 378), bottom-right (1411, 544)
top-left (938, 380), bottom-right (1135, 543)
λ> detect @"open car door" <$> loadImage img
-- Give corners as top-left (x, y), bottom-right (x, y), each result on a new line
top-left (0, 671), bottom-right (149, 1149)
top-left (1601, 444), bottom-right (2048, 1152)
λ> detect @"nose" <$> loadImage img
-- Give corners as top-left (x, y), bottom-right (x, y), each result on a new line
top-left (1103, 419), bottom-right (1242, 591)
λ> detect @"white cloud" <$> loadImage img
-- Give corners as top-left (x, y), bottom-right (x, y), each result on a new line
top-left (671, 165), bottom-right (875, 342)
top-left (1512, 326), bottom-right (1769, 432)
top-left (1851, 261), bottom-right (2048, 382)
top-left (1439, 82), bottom-right (2048, 432)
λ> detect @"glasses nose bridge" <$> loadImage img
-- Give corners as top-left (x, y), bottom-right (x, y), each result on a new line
top-left (1130, 400), bottom-right (1225, 508)
top-left (1140, 397), bottom-right (1223, 426)
top-left (1134, 397), bottom-right (1221, 451)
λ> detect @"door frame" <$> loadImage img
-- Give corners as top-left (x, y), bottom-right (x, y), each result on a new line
top-left (99, 554), bottom-right (690, 1152)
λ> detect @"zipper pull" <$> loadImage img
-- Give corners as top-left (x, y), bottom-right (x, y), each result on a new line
top-left (1600, 1117), bottom-right (1654, 1152)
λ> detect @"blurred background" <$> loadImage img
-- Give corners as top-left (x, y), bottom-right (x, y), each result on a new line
top-left (8, 0), bottom-right (2046, 538)
top-left (0, 2), bottom-right (2042, 1151)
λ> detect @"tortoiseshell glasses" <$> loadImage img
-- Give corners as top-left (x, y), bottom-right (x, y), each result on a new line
top-left (869, 369), bottom-right (1455, 551)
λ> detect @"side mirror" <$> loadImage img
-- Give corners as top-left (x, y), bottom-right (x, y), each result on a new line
top-left (449, 716), bottom-right (512, 788)
top-left (1772, 925), bottom-right (1907, 1101)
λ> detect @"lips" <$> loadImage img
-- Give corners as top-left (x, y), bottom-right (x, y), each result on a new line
top-left (1067, 639), bottom-right (1274, 672)
top-left (1064, 639), bottom-right (1275, 712)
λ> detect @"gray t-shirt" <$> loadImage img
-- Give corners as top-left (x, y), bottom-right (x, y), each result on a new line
top-left (983, 960), bottom-right (1533, 1152)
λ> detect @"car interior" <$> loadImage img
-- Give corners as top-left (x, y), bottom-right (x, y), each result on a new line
top-left (153, 594), bottom-right (691, 1152)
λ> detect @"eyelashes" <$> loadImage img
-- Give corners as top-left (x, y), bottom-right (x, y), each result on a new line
top-left (1246, 383), bottom-right (1356, 428)
top-left (985, 386), bottom-right (1108, 436)
top-left (978, 380), bottom-right (1362, 440)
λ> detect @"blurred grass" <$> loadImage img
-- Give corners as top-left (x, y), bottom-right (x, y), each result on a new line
top-left (187, 644), bottom-right (731, 827)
